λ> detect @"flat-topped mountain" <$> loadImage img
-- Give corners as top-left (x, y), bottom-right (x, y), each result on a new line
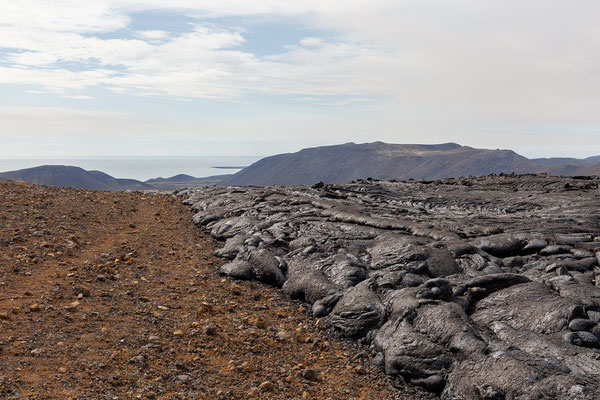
top-left (0, 165), bottom-right (152, 191)
top-left (221, 142), bottom-right (542, 186)
top-left (145, 174), bottom-right (231, 190)
top-left (222, 142), bottom-right (600, 186)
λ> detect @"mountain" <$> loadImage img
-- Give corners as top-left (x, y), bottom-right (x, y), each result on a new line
top-left (146, 173), bottom-right (198, 183)
top-left (531, 156), bottom-right (600, 176)
top-left (581, 163), bottom-right (600, 176)
top-left (145, 174), bottom-right (231, 190)
top-left (2, 145), bottom-right (598, 190)
top-left (586, 155), bottom-right (600, 163)
top-left (0, 165), bottom-right (152, 191)
top-left (221, 142), bottom-right (544, 186)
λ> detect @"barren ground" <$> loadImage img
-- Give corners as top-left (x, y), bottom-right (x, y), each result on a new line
top-left (0, 181), bottom-right (429, 400)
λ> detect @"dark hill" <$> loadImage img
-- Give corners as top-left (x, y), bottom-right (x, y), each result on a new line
top-left (0, 165), bottom-right (152, 191)
top-left (221, 142), bottom-right (541, 186)
top-left (146, 174), bottom-right (197, 183)
top-left (145, 174), bottom-right (231, 190)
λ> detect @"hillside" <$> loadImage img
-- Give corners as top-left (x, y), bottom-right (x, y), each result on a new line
top-left (222, 142), bottom-right (541, 186)
top-left (145, 173), bottom-right (231, 190)
top-left (0, 165), bottom-right (152, 191)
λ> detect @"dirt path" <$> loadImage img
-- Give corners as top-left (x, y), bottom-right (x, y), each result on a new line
top-left (0, 181), bottom-right (430, 400)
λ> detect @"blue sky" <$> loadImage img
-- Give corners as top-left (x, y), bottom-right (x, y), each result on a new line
top-left (1, 1), bottom-right (599, 158)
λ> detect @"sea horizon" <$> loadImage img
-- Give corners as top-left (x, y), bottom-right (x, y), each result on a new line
top-left (0, 156), bottom-right (262, 181)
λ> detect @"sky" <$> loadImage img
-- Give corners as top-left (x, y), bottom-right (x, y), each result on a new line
top-left (1, 0), bottom-right (599, 159)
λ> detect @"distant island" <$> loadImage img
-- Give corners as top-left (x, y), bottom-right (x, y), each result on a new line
top-left (1, 142), bottom-right (599, 190)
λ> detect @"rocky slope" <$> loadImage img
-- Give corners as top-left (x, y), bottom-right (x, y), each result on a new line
top-left (0, 180), bottom-right (423, 399)
top-left (182, 174), bottom-right (600, 398)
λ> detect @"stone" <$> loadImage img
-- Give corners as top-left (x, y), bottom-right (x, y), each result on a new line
top-left (76, 285), bottom-right (91, 297)
top-left (330, 280), bottom-right (385, 339)
top-left (416, 278), bottom-right (452, 300)
top-left (30, 348), bottom-right (44, 357)
top-left (130, 355), bottom-right (146, 368)
top-left (522, 238), bottom-right (548, 253)
top-left (247, 249), bottom-right (286, 287)
top-left (203, 325), bottom-right (218, 336)
top-left (472, 234), bottom-right (524, 257)
top-left (301, 368), bottom-right (320, 381)
top-left (569, 319), bottom-right (596, 332)
top-left (220, 259), bottom-right (254, 280)
top-left (564, 331), bottom-right (599, 348)
top-left (540, 245), bottom-right (573, 256)
top-left (283, 268), bottom-right (339, 304)
top-left (258, 381), bottom-right (274, 392)
top-left (426, 248), bottom-right (460, 278)
top-left (65, 301), bottom-right (79, 312)
top-left (246, 315), bottom-right (268, 329)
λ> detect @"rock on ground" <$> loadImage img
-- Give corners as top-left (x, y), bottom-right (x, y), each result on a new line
top-left (182, 174), bottom-right (600, 399)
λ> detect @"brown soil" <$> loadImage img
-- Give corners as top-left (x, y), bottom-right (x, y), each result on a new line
top-left (0, 181), bottom-right (431, 400)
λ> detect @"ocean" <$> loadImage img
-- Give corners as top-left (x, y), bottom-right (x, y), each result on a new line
top-left (0, 157), bottom-right (261, 181)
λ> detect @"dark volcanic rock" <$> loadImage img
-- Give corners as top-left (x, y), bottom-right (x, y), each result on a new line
top-left (181, 174), bottom-right (600, 398)
top-left (329, 280), bottom-right (385, 339)
top-left (219, 259), bottom-right (254, 280)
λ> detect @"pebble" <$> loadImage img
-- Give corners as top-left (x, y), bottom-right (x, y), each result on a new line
top-left (246, 315), bottom-right (268, 329)
top-left (354, 365), bottom-right (367, 375)
top-left (258, 381), bottom-right (275, 392)
top-left (301, 369), bottom-right (320, 382)
top-left (76, 285), bottom-right (91, 297)
top-left (30, 348), bottom-right (44, 357)
top-left (204, 325), bottom-right (218, 336)
top-left (237, 361), bottom-right (253, 373)
top-left (176, 374), bottom-right (190, 384)
top-left (130, 355), bottom-right (146, 368)
top-left (29, 303), bottom-right (40, 312)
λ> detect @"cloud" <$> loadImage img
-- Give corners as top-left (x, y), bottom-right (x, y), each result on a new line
top-left (135, 30), bottom-right (170, 40)
top-left (1, 0), bottom-right (600, 158)
top-left (2, 1), bottom-right (598, 108)
top-left (0, 1), bottom-right (402, 102)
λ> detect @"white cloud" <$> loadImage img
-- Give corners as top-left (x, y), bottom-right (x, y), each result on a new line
top-left (0, 1), bottom-right (395, 101)
top-left (1, 0), bottom-right (600, 158)
top-left (135, 30), bottom-right (170, 40)
top-left (2, 0), bottom-right (598, 109)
